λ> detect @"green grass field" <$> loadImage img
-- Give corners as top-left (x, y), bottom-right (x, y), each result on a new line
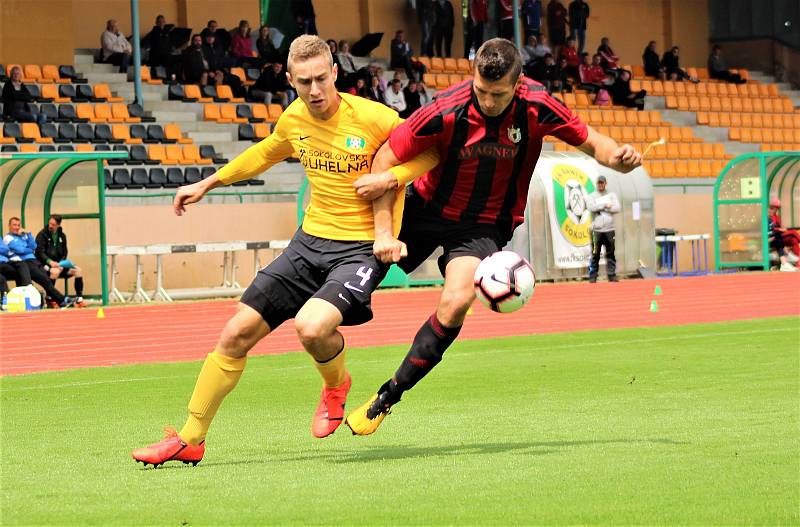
top-left (2, 317), bottom-right (799, 526)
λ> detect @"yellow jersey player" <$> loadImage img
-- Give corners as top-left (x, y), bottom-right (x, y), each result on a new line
top-left (131, 35), bottom-right (435, 467)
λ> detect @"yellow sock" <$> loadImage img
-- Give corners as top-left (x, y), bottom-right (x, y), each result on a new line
top-left (179, 350), bottom-right (247, 445)
top-left (312, 346), bottom-right (347, 388)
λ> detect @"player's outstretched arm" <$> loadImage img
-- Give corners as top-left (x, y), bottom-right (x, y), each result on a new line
top-left (355, 144), bottom-right (440, 200)
top-left (173, 176), bottom-right (223, 216)
top-left (578, 126), bottom-right (642, 173)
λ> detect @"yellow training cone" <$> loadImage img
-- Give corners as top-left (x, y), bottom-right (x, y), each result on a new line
top-left (96, 307), bottom-right (105, 319)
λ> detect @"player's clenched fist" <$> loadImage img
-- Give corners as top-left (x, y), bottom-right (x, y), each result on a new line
top-left (373, 235), bottom-right (407, 264)
top-left (610, 144), bottom-right (642, 173)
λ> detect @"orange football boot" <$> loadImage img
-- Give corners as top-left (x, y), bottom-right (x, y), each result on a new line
top-left (311, 373), bottom-right (351, 438)
top-left (131, 427), bottom-right (205, 468)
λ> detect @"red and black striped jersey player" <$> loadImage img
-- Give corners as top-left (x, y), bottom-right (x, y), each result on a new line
top-left (345, 38), bottom-right (642, 435)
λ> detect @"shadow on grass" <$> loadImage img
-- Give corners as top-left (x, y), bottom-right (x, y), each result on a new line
top-left (162, 438), bottom-right (687, 470)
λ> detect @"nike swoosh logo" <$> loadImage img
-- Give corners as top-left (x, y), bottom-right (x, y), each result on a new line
top-left (338, 293), bottom-right (351, 304)
top-left (343, 282), bottom-right (364, 293)
top-left (299, 135), bottom-right (311, 140)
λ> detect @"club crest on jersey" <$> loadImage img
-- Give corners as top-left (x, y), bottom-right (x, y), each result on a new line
top-left (507, 126), bottom-right (522, 143)
top-left (346, 136), bottom-right (366, 150)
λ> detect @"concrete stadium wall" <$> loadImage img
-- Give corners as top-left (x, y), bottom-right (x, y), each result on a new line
top-left (1, 0), bottom-right (710, 69)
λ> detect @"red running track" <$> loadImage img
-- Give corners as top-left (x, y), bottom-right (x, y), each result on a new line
top-left (1, 273), bottom-right (798, 376)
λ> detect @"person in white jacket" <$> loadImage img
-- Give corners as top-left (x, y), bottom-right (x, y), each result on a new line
top-left (587, 175), bottom-right (620, 282)
top-left (383, 79), bottom-right (406, 113)
top-left (101, 20), bottom-right (133, 73)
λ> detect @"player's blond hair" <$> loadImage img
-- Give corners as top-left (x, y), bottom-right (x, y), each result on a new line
top-left (287, 35), bottom-right (333, 72)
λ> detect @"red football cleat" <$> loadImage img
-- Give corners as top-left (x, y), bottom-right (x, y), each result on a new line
top-left (131, 427), bottom-right (205, 468)
top-left (311, 373), bottom-right (351, 438)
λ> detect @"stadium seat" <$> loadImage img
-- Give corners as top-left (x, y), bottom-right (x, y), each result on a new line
top-left (112, 168), bottom-right (132, 188)
top-left (94, 104), bottom-right (121, 123)
top-left (184, 85), bottom-right (212, 103)
top-left (111, 124), bottom-right (137, 144)
top-left (57, 144), bottom-right (75, 152)
top-left (148, 168), bottom-right (167, 187)
top-left (95, 124), bottom-right (115, 143)
top-left (430, 57), bottom-right (445, 72)
top-left (55, 123), bottom-right (76, 143)
top-left (25, 84), bottom-right (42, 102)
top-left (202, 85), bottom-right (219, 101)
top-left (76, 103), bottom-right (98, 123)
top-left (184, 167), bottom-right (202, 184)
top-left (43, 64), bottom-right (69, 84)
top-left (40, 103), bottom-right (59, 122)
top-left (199, 144), bottom-right (227, 164)
top-left (41, 84), bottom-right (69, 104)
top-left (58, 65), bottom-right (86, 83)
top-left (266, 104), bottom-right (283, 122)
top-left (169, 84), bottom-right (187, 101)
top-left (200, 166), bottom-right (217, 180)
top-left (164, 123), bottom-right (192, 144)
top-left (94, 83), bottom-right (124, 103)
top-left (182, 144), bottom-right (212, 165)
top-left (127, 103), bottom-right (154, 123)
top-left (254, 123), bottom-right (271, 140)
top-left (165, 167), bottom-right (185, 188)
top-left (146, 124), bottom-right (167, 143)
top-left (57, 103), bottom-right (80, 123)
top-left (456, 58), bottom-right (471, 73)
top-left (111, 104), bottom-right (139, 123)
top-left (21, 123), bottom-right (52, 143)
top-left (128, 168), bottom-right (149, 189)
top-left (204, 104), bottom-right (230, 123)
top-left (238, 123), bottom-right (255, 141)
top-left (220, 105), bottom-right (246, 124)
top-left (139, 66), bottom-right (161, 85)
top-left (76, 84), bottom-right (97, 102)
top-left (39, 122), bottom-right (58, 142)
top-left (165, 144), bottom-right (185, 164)
top-left (251, 103), bottom-right (269, 122)
top-left (217, 85), bottom-right (244, 103)
top-left (236, 104), bottom-right (254, 121)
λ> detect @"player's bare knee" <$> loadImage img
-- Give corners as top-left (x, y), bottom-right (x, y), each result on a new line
top-left (218, 319), bottom-right (258, 356)
top-left (294, 315), bottom-right (330, 348)
top-left (438, 289), bottom-right (475, 325)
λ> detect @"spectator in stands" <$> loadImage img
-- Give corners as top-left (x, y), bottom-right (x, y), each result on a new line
top-left (390, 30), bottom-right (425, 82)
top-left (143, 15), bottom-right (172, 67)
top-left (769, 198), bottom-right (800, 263)
top-left (579, 53), bottom-right (605, 92)
top-left (559, 37), bottom-right (581, 80)
top-left (467, 0), bottom-right (489, 56)
top-left (337, 40), bottom-right (360, 89)
top-left (597, 37), bottom-right (619, 71)
top-left (417, 80), bottom-right (431, 106)
top-left (181, 34), bottom-right (208, 85)
top-left (366, 75), bottom-right (384, 102)
top-left (499, 0), bottom-right (515, 40)
top-left (417, 0), bottom-right (436, 57)
top-left (201, 20), bottom-right (219, 41)
top-left (568, 0), bottom-right (590, 54)
top-left (250, 62), bottom-right (294, 109)
top-left (768, 205), bottom-right (799, 272)
top-left (2, 66), bottom-right (45, 124)
top-left (375, 66), bottom-right (389, 92)
top-left (4, 217), bottom-right (71, 307)
top-left (587, 176), bottom-right (620, 282)
top-left (257, 25), bottom-right (280, 66)
top-left (534, 35), bottom-right (552, 60)
top-left (609, 70), bottom-right (646, 110)
top-left (35, 215), bottom-right (85, 307)
top-left (202, 32), bottom-right (228, 84)
top-left (292, 0), bottom-right (318, 35)
top-left (708, 45), bottom-right (746, 84)
top-left (101, 19), bottom-right (133, 73)
top-left (384, 79), bottom-right (406, 114)
top-left (557, 57), bottom-right (573, 91)
top-left (547, 0), bottom-right (568, 51)
top-left (537, 54), bottom-right (565, 93)
top-left (401, 79), bottom-right (422, 118)
top-left (643, 40), bottom-right (667, 80)
top-left (662, 46), bottom-right (697, 82)
top-left (434, 0), bottom-right (455, 58)
top-left (521, 35), bottom-right (538, 66)
top-left (351, 78), bottom-right (369, 98)
top-left (0, 238), bottom-right (28, 309)
top-left (326, 39), bottom-right (341, 69)
top-left (521, 0), bottom-right (543, 41)
top-left (231, 20), bottom-right (254, 67)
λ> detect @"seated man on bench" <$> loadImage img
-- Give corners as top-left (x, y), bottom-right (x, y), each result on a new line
top-left (35, 214), bottom-right (86, 307)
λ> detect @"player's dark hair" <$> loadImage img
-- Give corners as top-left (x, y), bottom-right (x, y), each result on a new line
top-left (50, 214), bottom-right (62, 225)
top-left (8, 216), bottom-right (20, 225)
top-left (474, 38), bottom-right (522, 83)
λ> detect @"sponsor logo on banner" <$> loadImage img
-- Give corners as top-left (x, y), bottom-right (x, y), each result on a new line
top-left (537, 160), bottom-right (598, 269)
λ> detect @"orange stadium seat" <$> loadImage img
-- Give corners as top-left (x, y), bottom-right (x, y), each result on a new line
top-left (40, 84), bottom-right (70, 103)
top-left (203, 104), bottom-right (230, 123)
top-left (21, 123), bottom-right (52, 143)
top-left (164, 123), bottom-right (192, 144)
top-left (690, 143), bottom-right (704, 159)
top-left (575, 93), bottom-right (591, 107)
top-left (112, 103), bottom-right (140, 123)
top-left (707, 113), bottom-right (720, 127)
top-left (42, 64), bottom-right (69, 83)
top-left (728, 127), bottom-right (741, 141)
top-left (94, 104), bottom-right (122, 123)
top-left (699, 160), bottom-right (713, 177)
top-left (696, 111), bottom-right (709, 125)
top-left (148, 144), bottom-right (175, 164)
top-left (94, 83), bottom-right (124, 103)
top-left (164, 144), bottom-right (185, 164)
top-left (730, 113), bottom-right (742, 127)
top-left (416, 56), bottom-right (432, 70)
top-left (140, 65), bottom-right (162, 85)
top-left (182, 144), bottom-right (212, 165)
top-left (430, 57), bottom-right (445, 72)
top-left (443, 58), bottom-right (458, 73)
top-left (220, 104), bottom-right (247, 123)
top-left (718, 113), bottom-right (731, 127)
top-left (217, 84), bottom-right (244, 103)
top-left (678, 143), bottom-right (691, 158)
top-left (76, 103), bottom-right (99, 122)
top-left (251, 103), bottom-right (269, 121)
top-left (23, 64), bottom-right (45, 83)
top-left (112, 124), bottom-right (141, 144)
top-left (229, 67), bottom-right (250, 86)
top-left (456, 58), bottom-right (471, 73)
top-left (254, 122), bottom-right (271, 139)
top-left (266, 103), bottom-right (283, 122)
top-left (701, 143), bottom-right (714, 159)
top-left (448, 74), bottom-right (462, 86)
top-left (184, 85), bottom-right (212, 103)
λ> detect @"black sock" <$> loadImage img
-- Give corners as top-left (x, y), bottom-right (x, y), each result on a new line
top-left (74, 277), bottom-right (84, 297)
top-left (389, 313), bottom-right (462, 394)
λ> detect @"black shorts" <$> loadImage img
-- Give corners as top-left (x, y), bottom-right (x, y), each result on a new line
top-left (240, 229), bottom-right (387, 330)
top-left (397, 188), bottom-right (508, 276)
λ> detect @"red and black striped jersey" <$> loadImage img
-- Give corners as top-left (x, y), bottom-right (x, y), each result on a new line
top-left (389, 77), bottom-right (589, 230)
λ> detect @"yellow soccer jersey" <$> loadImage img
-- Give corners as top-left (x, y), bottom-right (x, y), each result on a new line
top-left (213, 93), bottom-right (434, 241)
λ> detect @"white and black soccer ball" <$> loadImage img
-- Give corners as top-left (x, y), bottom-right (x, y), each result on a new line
top-left (473, 251), bottom-right (536, 313)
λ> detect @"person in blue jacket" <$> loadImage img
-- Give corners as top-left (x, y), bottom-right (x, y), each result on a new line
top-left (3, 217), bottom-right (72, 308)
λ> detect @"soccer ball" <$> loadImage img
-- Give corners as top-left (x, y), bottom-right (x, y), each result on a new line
top-left (473, 251), bottom-right (535, 313)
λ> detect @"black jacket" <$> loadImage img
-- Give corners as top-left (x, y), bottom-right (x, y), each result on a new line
top-left (143, 25), bottom-right (172, 66)
top-left (643, 48), bottom-right (662, 77)
top-left (2, 82), bottom-right (35, 117)
top-left (202, 43), bottom-right (226, 72)
top-left (181, 46), bottom-right (206, 83)
top-left (568, 1), bottom-right (590, 29)
top-left (35, 227), bottom-right (68, 265)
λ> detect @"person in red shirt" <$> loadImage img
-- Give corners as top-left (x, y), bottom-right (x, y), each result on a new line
top-left (597, 37), bottom-right (620, 70)
top-left (230, 20), bottom-right (254, 67)
top-left (345, 38), bottom-right (642, 435)
top-left (558, 37), bottom-right (580, 79)
top-left (466, 0), bottom-right (489, 56)
top-left (769, 198), bottom-right (800, 261)
top-left (579, 53), bottom-right (605, 91)
top-left (499, 0), bottom-right (515, 40)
